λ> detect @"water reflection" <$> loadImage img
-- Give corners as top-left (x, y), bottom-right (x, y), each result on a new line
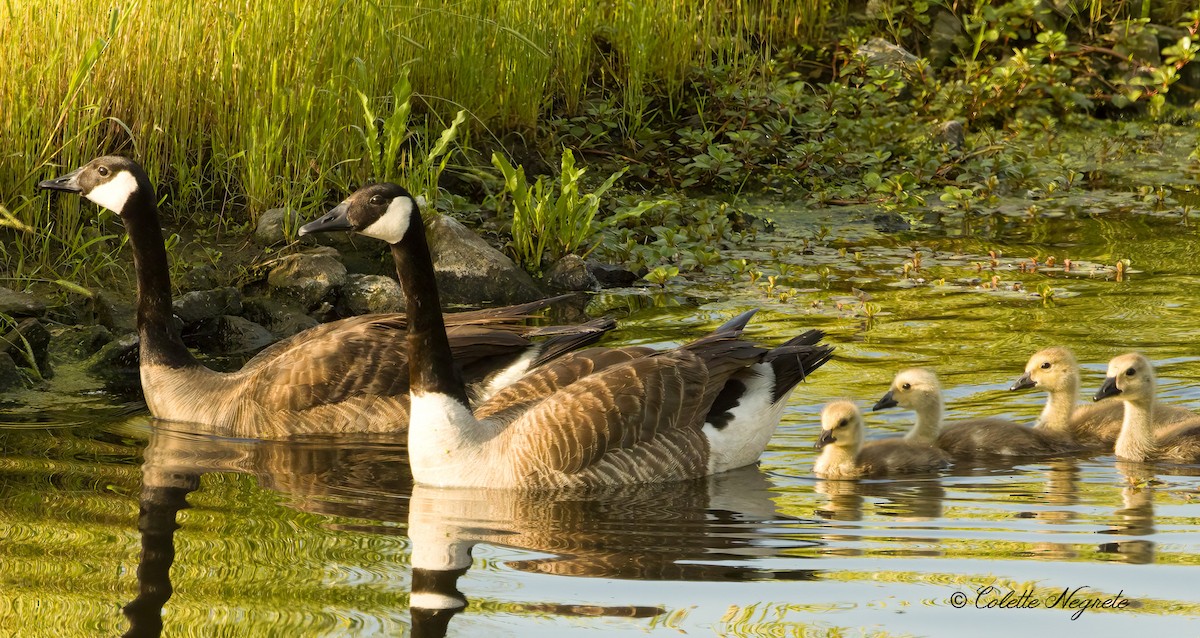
top-left (124, 422), bottom-right (826, 637)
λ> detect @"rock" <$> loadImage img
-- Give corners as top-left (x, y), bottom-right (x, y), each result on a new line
top-left (49, 325), bottom-right (113, 362)
top-left (936, 120), bottom-right (965, 150)
top-left (927, 9), bottom-right (964, 69)
top-left (0, 318), bottom-right (52, 378)
top-left (337, 274), bottom-right (406, 316)
top-left (0, 352), bottom-right (24, 392)
top-left (241, 296), bottom-right (320, 340)
top-left (255, 208), bottom-right (302, 247)
top-left (86, 333), bottom-right (141, 385)
top-left (544, 255), bottom-right (600, 292)
top-left (0, 287), bottom-right (47, 317)
top-left (93, 290), bottom-right (137, 334)
top-left (178, 264), bottom-right (219, 291)
top-left (426, 214), bottom-right (544, 305)
top-left (856, 38), bottom-right (919, 73)
top-left (266, 248), bottom-right (347, 310)
top-left (586, 260), bottom-right (641, 288)
top-left (172, 287), bottom-right (243, 327)
top-left (195, 316), bottom-right (276, 355)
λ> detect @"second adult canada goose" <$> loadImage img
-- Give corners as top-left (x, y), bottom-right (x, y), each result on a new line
top-left (38, 156), bottom-right (609, 438)
top-left (1093, 353), bottom-right (1200, 464)
top-left (1010, 346), bottom-right (1197, 450)
top-left (813, 400), bottom-right (949, 479)
top-left (299, 182), bottom-right (835, 488)
top-left (874, 368), bottom-right (1079, 458)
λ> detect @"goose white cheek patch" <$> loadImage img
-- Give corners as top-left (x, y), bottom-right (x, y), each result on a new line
top-left (85, 171), bottom-right (139, 214)
top-left (361, 196), bottom-right (413, 243)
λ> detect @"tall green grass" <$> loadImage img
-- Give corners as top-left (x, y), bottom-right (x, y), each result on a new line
top-left (0, 0), bottom-right (828, 287)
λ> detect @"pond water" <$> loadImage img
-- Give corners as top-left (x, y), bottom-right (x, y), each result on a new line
top-left (5, 131), bottom-right (1200, 636)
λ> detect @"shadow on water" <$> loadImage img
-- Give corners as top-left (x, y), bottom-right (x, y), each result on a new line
top-left (122, 422), bottom-right (828, 638)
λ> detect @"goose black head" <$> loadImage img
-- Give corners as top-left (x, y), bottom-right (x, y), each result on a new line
top-left (39, 155), bottom-right (149, 216)
top-left (300, 183), bottom-right (419, 245)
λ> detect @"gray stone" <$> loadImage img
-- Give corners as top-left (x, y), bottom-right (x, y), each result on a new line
top-left (241, 296), bottom-right (320, 340)
top-left (857, 38), bottom-right (919, 73)
top-left (266, 248), bottom-right (347, 310)
top-left (586, 260), bottom-right (641, 288)
top-left (337, 274), bottom-right (406, 316)
top-left (426, 214), bottom-right (544, 305)
top-left (1, 318), bottom-right (52, 378)
top-left (936, 120), bottom-right (965, 150)
top-left (172, 287), bottom-right (243, 327)
top-left (0, 287), bottom-right (47, 317)
top-left (49, 325), bottom-right (114, 362)
top-left (544, 255), bottom-right (600, 292)
top-left (256, 208), bottom-right (302, 247)
top-left (197, 315), bottom-right (276, 355)
top-left (0, 352), bottom-right (24, 391)
top-left (927, 9), bottom-right (964, 69)
top-left (178, 264), bottom-right (219, 291)
top-left (93, 290), bottom-right (137, 334)
top-left (86, 332), bottom-right (140, 382)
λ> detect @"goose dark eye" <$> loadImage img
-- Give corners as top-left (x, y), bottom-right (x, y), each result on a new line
top-left (369, 195), bottom-right (385, 206)
top-left (1126, 367), bottom-right (1137, 376)
top-left (1040, 362), bottom-right (1051, 369)
top-left (901, 383), bottom-right (911, 390)
top-left (97, 166), bottom-right (110, 177)
top-left (837, 417), bottom-right (848, 428)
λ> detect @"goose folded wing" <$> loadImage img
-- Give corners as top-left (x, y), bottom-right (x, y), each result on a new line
top-left (499, 350), bottom-right (716, 478)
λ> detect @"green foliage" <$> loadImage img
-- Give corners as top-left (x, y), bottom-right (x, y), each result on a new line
top-left (493, 149), bottom-right (646, 276)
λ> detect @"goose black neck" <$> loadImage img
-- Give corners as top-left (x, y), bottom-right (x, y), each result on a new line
top-left (123, 184), bottom-right (197, 369)
top-left (391, 218), bottom-right (470, 406)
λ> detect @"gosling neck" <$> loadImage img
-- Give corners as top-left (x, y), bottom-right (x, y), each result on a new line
top-left (391, 218), bottom-right (470, 407)
top-left (904, 396), bottom-right (943, 444)
top-left (122, 183), bottom-right (198, 369)
top-left (815, 441), bottom-right (860, 477)
top-left (1037, 375), bottom-right (1079, 433)
top-left (1114, 395), bottom-right (1157, 462)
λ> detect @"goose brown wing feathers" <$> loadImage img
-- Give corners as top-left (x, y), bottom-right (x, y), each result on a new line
top-left (496, 337), bottom-right (766, 482)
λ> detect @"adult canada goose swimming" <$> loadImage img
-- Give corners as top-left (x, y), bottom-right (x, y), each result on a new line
top-left (874, 368), bottom-right (1078, 458)
top-left (38, 156), bottom-right (610, 438)
top-left (813, 400), bottom-right (949, 479)
top-left (299, 182), bottom-right (835, 488)
top-left (1093, 353), bottom-right (1200, 464)
top-left (1011, 346), bottom-right (1197, 450)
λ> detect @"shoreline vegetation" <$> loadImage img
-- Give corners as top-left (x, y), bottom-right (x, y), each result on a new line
top-left (1, 1), bottom-right (1198, 291)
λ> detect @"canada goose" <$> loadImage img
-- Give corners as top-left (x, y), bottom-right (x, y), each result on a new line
top-left (38, 156), bottom-right (610, 438)
top-left (873, 368), bottom-right (1078, 458)
top-left (299, 182), bottom-right (835, 488)
top-left (813, 400), bottom-right (949, 479)
top-left (1010, 346), bottom-right (1197, 450)
top-left (1093, 353), bottom-right (1200, 464)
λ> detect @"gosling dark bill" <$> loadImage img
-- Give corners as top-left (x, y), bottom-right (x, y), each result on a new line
top-left (1094, 376), bottom-right (1121, 402)
top-left (872, 390), bottom-right (898, 411)
top-left (1010, 372), bottom-right (1036, 391)
top-left (815, 429), bottom-right (836, 449)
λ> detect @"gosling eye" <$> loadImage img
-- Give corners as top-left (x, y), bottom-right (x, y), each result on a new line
top-left (1126, 367), bottom-right (1137, 377)
top-left (369, 194), bottom-right (386, 206)
top-left (1040, 362), bottom-right (1051, 369)
top-left (901, 383), bottom-right (911, 390)
top-left (97, 166), bottom-right (110, 177)
top-left (836, 417), bottom-right (848, 428)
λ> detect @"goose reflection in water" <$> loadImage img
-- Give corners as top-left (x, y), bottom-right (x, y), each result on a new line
top-left (122, 420), bottom-right (826, 638)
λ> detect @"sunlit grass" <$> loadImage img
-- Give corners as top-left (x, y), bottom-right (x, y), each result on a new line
top-left (0, 0), bottom-right (827, 287)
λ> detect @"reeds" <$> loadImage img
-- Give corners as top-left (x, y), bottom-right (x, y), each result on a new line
top-left (0, 0), bottom-right (828, 285)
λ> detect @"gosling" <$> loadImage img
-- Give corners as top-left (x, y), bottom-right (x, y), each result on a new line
top-left (1012, 346), bottom-right (1197, 450)
top-left (813, 400), bottom-right (950, 479)
top-left (1093, 353), bottom-right (1200, 464)
top-left (875, 368), bottom-right (1078, 459)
